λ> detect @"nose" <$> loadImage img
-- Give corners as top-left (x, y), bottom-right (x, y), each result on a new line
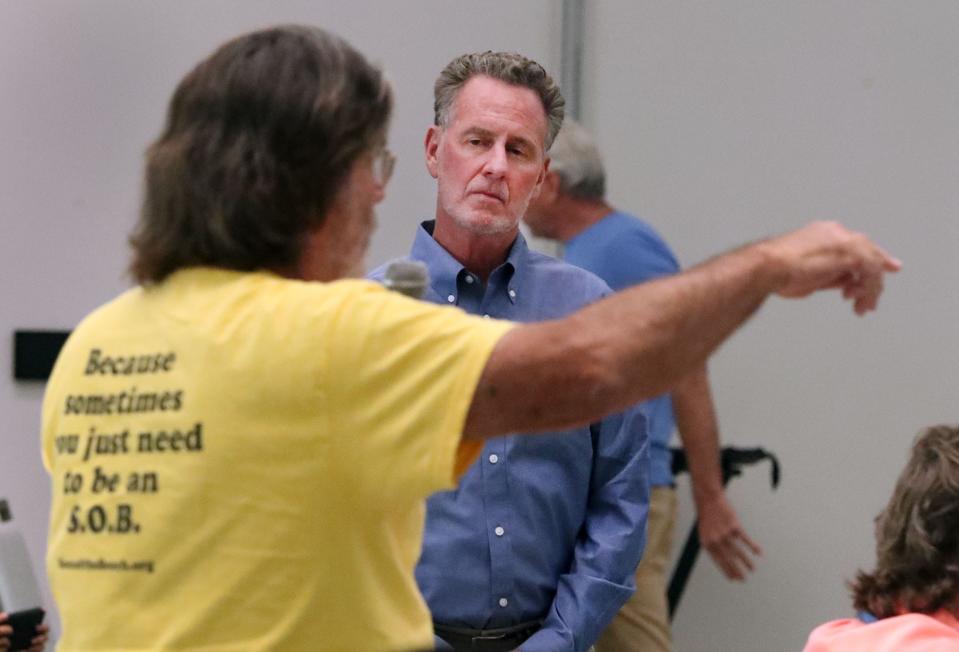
top-left (482, 144), bottom-right (508, 178)
top-left (371, 183), bottom-right (386, 204)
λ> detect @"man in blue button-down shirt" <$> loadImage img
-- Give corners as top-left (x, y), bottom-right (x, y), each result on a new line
top-left (371, 51), bottom-right (650, 652)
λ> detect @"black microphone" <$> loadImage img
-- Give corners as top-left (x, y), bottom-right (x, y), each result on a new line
top-left (382, 259), bottom-right (429, 300)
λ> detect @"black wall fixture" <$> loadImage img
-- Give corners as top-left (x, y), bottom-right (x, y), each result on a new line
top-left (13, 330), bottom-right (70, 381)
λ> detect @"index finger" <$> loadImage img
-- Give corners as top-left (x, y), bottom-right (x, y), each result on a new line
top-left (877, 244), bottom-right (902, 272)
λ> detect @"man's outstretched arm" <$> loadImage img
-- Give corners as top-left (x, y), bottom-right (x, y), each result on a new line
top-left (465, 221), bottom-right (901, 440)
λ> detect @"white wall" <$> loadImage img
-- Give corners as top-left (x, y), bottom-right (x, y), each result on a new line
top-left (584, 1), bottom-right (959, 649)
top-left (0, 0), bottom-right (558, 639)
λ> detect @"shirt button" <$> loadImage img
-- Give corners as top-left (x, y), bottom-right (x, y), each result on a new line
top-left (499, 597), bottom-right (509, 608)
top-left (483, 314), bottom-right (490, 319)
top-left (494, 526), bottom-right (505, 537)
top-left (447, 294), bottom-right (455, 303)
top-left (508, 289), bottom-right (516, 299)
top-left (465, 275), bottom-right (474, 284)
top-left (488, 454), bottom-right (498, 464)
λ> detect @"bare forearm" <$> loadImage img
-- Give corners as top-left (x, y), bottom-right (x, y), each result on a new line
top-left (572, 242), bottom-right (783, 401)
top-left (465, 242), bottom-right (785, 438)
top-left (672, 365), bottom-right (724, 507)
top-left (674, 366), bottom-right (764, 579)
top-left (465, 221), bottom-right (899, 440)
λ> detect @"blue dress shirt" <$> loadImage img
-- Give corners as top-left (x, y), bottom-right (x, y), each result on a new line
top-left (370, 221), bottom-right (650, 652)
top-left (565, 211), bottom-right (682, 488)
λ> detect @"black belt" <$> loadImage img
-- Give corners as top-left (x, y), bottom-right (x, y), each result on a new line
top-left (434, 620), bottom-right (541, 651)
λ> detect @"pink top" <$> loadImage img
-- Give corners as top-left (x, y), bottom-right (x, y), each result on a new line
top-left (804, 610), bottom-right (959, 651)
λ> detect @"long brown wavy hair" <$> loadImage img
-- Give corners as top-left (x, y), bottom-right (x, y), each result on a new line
top-left (129, 25), bottom-right (392, 284)
top-left (852, 425), bottom-right (959, 618)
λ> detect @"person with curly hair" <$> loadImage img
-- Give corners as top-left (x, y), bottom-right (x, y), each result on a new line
top-left (804, 425), bottom-right (959, 651)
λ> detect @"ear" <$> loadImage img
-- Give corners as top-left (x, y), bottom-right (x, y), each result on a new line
top-left (424, 125), bottom-right (442, 179)
top-left (531, 162), bottom-right (558, 205)
top-left (528, 157), bottom-right (550, 203)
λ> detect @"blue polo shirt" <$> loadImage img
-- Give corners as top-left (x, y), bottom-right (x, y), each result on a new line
top-left (369, 222), bottom-right (650, 651)
top-left (565, 211), bottom-right (682, 488)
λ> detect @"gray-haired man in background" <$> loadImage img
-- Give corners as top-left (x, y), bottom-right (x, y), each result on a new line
top-left (525, 118), bottom-right (764, 651)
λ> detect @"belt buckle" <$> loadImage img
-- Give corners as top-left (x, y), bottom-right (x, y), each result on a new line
top-left (472, 632), bottom-right (507, 643)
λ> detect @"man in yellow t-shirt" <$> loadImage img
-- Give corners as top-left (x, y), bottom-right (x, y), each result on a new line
top-left (42, 24), bottom-right (898, 652)
top-left (43, 26), bottom-right (513, 651)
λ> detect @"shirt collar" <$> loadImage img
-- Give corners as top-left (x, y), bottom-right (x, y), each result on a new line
top-left (410, 221), bottom-right (527, 305)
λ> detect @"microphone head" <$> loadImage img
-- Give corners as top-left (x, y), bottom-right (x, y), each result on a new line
top-left (383, 259), bottom-right (429, 300)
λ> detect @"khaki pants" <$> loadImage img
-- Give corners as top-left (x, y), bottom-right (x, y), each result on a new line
top-left (594, 486), bottom-right (677, 652)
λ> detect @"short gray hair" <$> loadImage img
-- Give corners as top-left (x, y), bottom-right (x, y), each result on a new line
top-left (433, 51), bottom-right (564, 149)
top-left (547, 118), bottom-right (606, 201)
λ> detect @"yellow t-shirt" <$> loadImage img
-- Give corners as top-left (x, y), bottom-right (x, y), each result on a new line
top-left (42, 267), bottom-right (513, 651)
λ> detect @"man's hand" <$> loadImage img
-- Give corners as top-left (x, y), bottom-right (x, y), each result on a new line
top-left (697, 493), bottom-right (762, 581)
top-left (764, 221), bottom-right (901, 315)
top-left (0, 613), bottom-right (49, 652)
